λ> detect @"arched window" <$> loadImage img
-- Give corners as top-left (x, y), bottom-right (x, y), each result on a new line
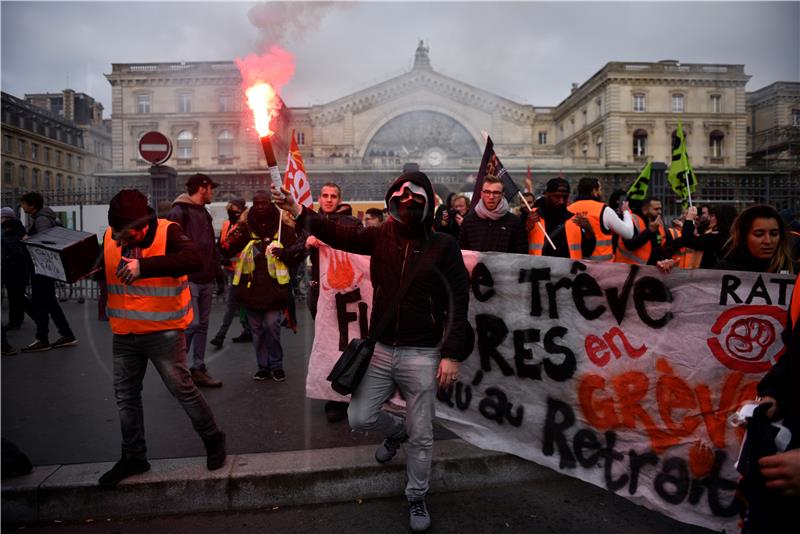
top-left (709, 130), bottom-right (724, 159)
top-left (32, 168), bottom-right (40, 188)
top-left (44, 171), bottom-right (51, 189)
top-left (217, 129), bottom-right (234, 160)
top-left (56, 173), bottom-right (63, 189)
top-left (632, 129), bottom-right (648, 157)
top-left (177, 130), bottom-right (193, 160)
top-left (19, 166), bottom-right (27, 187)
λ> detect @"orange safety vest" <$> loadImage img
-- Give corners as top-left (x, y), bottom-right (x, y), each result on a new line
top-left (668, 227), bottom-right (688, 267)
top-left (568, 199), bottom-right (613, 261)
top-left (614, 214), bottom-right (668, 265)
top-left (790, 274), bottom-right (800, 330)
top-left (220, 220), bottom-right (238, 272)
top-left (528, 214), bottom-right (583, 259)
top-left (104, 219), bottom-right (193, 335)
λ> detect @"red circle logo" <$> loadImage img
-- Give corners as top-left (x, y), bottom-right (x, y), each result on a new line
top-left (707, 305), bottom-right (786, 373)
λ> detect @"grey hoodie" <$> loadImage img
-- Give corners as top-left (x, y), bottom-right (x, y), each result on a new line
top-left (26, 206), bottom-right (61, 236)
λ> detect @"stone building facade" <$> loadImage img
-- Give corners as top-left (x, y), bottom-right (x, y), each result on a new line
top-left (1, 91), bottom-right (94, 194)
top-left (99, 43), bottom-right (796, 213)
top-left (746, 81), bottom-right (800, 170)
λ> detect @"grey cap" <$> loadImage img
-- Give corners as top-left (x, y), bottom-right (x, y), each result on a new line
top-left (1, 207), bottom-right (16, 219)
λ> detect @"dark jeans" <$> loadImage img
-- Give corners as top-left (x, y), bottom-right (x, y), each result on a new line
top-left (245, 308), bottom-right (284, 371)
top-left (2, 277), bottom-right (32, 327)
top-left (112, 329), bottom-right (220, 460)
top-left (31, 275), bottom-right (73, 342)
top-left (186, 282), bottom-right (213, 369)
top-left (214, 271), bottom-right (250, 339)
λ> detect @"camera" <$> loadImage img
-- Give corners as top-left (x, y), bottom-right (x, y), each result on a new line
top-left (448, 208), bottom-right (458, 220)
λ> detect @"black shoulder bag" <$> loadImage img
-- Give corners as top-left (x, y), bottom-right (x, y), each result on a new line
top-left (327, 236), bottom-right (433, 395)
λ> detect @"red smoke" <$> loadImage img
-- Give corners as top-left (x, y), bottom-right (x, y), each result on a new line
top-left (235, 45), bottom-right (295, 138)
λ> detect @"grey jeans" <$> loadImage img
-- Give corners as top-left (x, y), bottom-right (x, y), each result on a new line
top-left (347, 342), bottom-right (440, 500)
top-left (112, 329), bottom-right (220, 460)
top-left (186, 281), bottom-right (214, 369)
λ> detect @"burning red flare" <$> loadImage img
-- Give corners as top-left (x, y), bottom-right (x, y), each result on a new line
top-left (235, 45), bottom-right (295, 138)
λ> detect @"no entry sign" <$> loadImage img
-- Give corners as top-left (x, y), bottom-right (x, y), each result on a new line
top-left (138, 131), bottom-right (172, 165)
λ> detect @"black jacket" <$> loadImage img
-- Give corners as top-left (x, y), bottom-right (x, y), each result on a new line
top-left (167, 195), bottom-right (223, 284)
top-left (681, 220), bottom-right (729, 269)
top-left (298, 171), bottom-right (470, 360)
top-left (458, 210), bottom-right (527, 254)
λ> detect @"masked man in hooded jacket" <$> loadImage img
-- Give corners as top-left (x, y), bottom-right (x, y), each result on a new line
top-left (272, 171), bottom-right (469, 533)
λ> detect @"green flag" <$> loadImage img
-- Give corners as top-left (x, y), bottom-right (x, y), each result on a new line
top-left (667, 119), bottom-right (697, 206)
top-left (627, 161), bottom-right (652, 201)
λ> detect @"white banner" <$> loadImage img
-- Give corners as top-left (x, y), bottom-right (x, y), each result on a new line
top-left (307, 246), bottom-right (795, 532)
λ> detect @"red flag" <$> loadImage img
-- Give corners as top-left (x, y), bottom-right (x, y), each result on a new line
top-left (284, 130), bottom-right (313, 208)
top-left (524, 166), bottom-right (533, 193)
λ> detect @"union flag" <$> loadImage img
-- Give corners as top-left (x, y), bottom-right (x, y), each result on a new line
top-left (284, 130), bottom-right (313, 208)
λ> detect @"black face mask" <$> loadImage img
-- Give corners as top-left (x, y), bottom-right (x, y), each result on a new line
top-left (397, 197), bottom-right (425, 227)
top-left (227, 210), bottom-right (241, 223)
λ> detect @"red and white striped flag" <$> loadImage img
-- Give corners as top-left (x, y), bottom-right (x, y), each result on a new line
top-left (284, 130), bottom-right (313, 208)
top-left (524, 165), bottom-right (533, 193)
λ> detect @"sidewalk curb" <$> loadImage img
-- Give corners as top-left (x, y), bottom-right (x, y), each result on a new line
top-left (2, 439), bottom-right (556, 524)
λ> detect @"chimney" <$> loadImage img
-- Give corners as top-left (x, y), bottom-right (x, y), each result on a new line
top-left (570, 83), bottom-right (579, 93)
top-left (63, 89), bottom-right (75, 121)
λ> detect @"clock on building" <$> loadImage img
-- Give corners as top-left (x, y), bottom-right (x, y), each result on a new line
top-left (427, 149), bottom-right (443, 167)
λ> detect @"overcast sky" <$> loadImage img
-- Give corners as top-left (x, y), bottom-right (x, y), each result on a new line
top-left (2, 1), bottom-right (798, 114)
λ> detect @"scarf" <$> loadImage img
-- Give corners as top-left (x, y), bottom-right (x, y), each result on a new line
top-left (474, 197), bottom-right (509, 221)
top-left (232, 231), bottom-right (289, 287)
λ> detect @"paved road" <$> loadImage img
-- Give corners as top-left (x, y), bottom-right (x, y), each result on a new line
top-left (14, 479), bottom-right (714, 533)
top-left (1, 299), bottom-right (453, 465)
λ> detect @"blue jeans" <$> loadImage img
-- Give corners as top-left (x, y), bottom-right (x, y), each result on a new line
top-left (245, 309), bottom-right (284, 371)
top-left (186, 281), bottom-right (213, 369)
top-left (112, 330), bottom-right (220, 460)
top-left (348, 342), bottom-right (440, 500)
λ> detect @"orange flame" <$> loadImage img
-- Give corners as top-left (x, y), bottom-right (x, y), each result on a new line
top-left (245, 83), bottom-right (280, 137)
top-left (235, 45), bottom-right (295, 138)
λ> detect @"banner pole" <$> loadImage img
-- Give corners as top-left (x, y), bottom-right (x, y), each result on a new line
top-left (517, 191), bottom-right (556, 251)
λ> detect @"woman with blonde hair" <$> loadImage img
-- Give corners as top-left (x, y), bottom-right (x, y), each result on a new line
top-left (715, 204), bottom-right (796, 274)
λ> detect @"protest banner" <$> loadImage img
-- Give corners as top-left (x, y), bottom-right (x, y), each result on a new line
top-left (307, 246), bottom-right (794, 532)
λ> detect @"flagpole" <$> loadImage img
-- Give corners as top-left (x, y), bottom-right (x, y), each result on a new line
top-left (684, 172), bottom-right (693, 208)
top-left (517, 191), bottom-right (556, 251)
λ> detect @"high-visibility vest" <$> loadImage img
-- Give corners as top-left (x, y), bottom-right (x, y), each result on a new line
top-left (668, 227), bottom-right (689, 268)
top-left (567, 200), bottom-right (613, 261)
top-left (790, 274), bottom-right (800, 331)
top-left (220, 220), bottom-right (239, 272)
top-left (104, 219), bottom-right (193, 335)
top-left (614, 214), bottom-right (668, 265)
top-left (528, 215), bottom-right (583, 259)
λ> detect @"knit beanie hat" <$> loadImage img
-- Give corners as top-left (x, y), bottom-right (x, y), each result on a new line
top-left (108, 189), bottom-right (149, 230)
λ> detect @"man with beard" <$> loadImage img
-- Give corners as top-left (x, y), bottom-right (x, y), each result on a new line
top-left (273, 171), bottom-right (469, 533)
top-left (458, 174), bottom-right (527, 254)
top-left (526, 178), bottom-right (596, 259)
top-left (167, 174), bottom-right (225, 387)
top-left (221, 191), bottom-right (302, 382)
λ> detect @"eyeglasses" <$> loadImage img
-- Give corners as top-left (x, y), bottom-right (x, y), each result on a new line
top-left (481, 190), bottom-right (503, 197)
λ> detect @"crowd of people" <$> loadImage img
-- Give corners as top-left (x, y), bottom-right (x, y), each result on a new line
top-left (2, 170), bottom-right (799, 533)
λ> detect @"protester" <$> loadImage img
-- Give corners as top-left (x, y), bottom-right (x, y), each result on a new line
top-left (680, 204), bottom-right (739, 269)
top-left (305, 182), bottom-right (361, 422)
top-left (167, 174), bottom-right (225, 388)
top-left (1, 207), bottom-right (32, 333)
top-left (336, 203), bottom-right (354, 216)
top-left (18, 192), bottom-right (77, 352)
top-left (437, 194), bottom-right (469, 238)
top-left (273, 170), bottom-right (469, 533)
top-left (714, 204), bottom-right (796, 274)
top-left (98, 189), bottom-right (225, 487)
top-left (221, 190), bottom-right (302, 382)
top-left (433, 192), bottom-right (456, 236)
top-left (209, 198), bottom-right (252, 349)
top-left (568, 177), bottom-right (634, 261)
top-left (459, 174), bottom-right (527, 253)
top-left (526, 178), bottom-right (596, 258)
top-left (363, 207), bottom-right (384, 228)
top-left (615, 197), bottom-right (676, 266)
top-left (739, 272), bottom-right (799, 532)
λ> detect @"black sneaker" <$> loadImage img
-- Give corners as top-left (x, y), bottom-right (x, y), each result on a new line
top-left (253, 370), bottom-right (270, 381)
top-left (203, 431), bottom-right (226, 471)
top-left (2, 345), bottom-right (19, 356)
top-left (209, 335), bottom-right (224, 349)
top-left (324, 401), bottom-right (349, 423)
top-left (408, 499), bottom-right (431, 532)
top-left (231, 331), bottom-right (252, 343)
top-left (271, 369), bottom-right (286, 382)
top-left (51, 336), bottom-right (78, 348)
top-left (375, 432), bottom-right (408, 463)
top-left (98, 458), bottom-right (150, 487)
top-left (21, 340), bottom-right (50, 353)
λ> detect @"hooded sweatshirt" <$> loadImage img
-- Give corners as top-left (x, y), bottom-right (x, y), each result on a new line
top-left (298, 171), bottom-right (470, 360)
top-left (25, 206), bottom-right (61, 236)
top-left (166, 193), bottom-right (221, 284)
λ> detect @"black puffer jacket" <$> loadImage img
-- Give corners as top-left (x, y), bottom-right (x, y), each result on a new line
top-left (458, 210), bottom-right (527, 254)
top-left (298, 171), bottom-right (470, 360)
